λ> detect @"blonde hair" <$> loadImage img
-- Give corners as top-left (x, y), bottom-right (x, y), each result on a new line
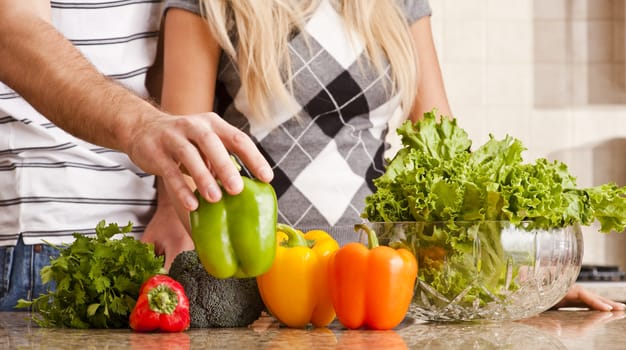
top-left (199, 0), bottom-right (418, 121)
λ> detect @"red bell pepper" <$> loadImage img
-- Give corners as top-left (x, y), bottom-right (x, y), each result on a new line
top-left (328, 224), bottom-right (418, 330)
top-left (129, 274), bottom-right (191, 332)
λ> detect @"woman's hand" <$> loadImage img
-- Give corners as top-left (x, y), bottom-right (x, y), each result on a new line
top-left (552, 284), bottom-right (626, 311)
top-left (140, 177), bottom-right (194, 271)
top-left (140, 200), bottom-right (194, 271)
top-left (141, 200), bottom-right (194, 271)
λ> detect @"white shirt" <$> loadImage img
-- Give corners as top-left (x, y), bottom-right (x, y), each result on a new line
top-left (0, 0), bottom-right (162, 245)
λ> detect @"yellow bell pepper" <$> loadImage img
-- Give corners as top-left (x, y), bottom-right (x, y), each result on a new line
top-left (256, 223), bottom-right (339, 328)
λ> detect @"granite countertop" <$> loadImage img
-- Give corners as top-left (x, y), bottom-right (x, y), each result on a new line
top-left (1, 310), bottom-right (625, 349)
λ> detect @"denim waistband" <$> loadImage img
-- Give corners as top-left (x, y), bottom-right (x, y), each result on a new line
top-left (0, 237), bottom-right (59, 311)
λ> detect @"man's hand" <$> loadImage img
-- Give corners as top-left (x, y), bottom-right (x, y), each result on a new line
top-left (127, 111), bottom-right (273, 212)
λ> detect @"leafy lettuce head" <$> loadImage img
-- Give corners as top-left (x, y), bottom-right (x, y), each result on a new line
top-left (363, 110), bottom-right (626, 233)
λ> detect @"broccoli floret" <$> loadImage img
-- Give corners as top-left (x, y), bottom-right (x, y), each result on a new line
top-left (168, 250), bottom-right (265, 328)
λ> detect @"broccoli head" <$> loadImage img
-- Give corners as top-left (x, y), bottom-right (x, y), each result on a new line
top-left (168, 250), bottom-right (265, 328)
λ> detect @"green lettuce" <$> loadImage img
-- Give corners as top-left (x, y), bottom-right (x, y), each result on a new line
top-left (365, 110), bottom-right (626, 230)
top-left (363, 111), bottom-right (626, 309)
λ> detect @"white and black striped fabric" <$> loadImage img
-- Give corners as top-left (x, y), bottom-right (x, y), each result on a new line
top-left (165, 0), bottom-right (431, 245)
top-left (0, 1), bottom-right (163, 246)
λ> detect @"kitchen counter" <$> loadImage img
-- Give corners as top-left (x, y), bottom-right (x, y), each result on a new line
top-left (1, 310), bottom-right (625, 349)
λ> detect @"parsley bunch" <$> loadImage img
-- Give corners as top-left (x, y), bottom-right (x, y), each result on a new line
top-left (17, 220), bottom-right (164, 328)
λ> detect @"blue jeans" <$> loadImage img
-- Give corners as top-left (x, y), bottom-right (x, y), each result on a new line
top-left (0, 238), bottom-right (60, 311)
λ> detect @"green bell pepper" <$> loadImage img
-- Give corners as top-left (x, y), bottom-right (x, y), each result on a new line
top-left (189, 176), bottom-right (277, 279)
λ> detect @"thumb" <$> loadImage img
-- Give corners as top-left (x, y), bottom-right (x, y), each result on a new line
top-left (163, 238), bottom-right (195, 271)
top-left (140, 230), bottom-right (165, 257)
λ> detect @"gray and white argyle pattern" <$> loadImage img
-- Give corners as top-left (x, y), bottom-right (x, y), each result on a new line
top-left (212, 0), bottom-right (430, 243)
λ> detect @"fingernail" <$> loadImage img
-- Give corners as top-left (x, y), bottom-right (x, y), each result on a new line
top-left (615, 303), bottom-right (626, 310)
top-left (225, 174), bottom-right (243, 194)
top-left (259, 166), bottom-right (274, 181)
top-left (206, 183), bottom-right (222, 202)
top-left (185, 195), bottom-right (198, 210)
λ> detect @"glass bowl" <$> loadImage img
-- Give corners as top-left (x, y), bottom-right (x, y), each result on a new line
top-left (368, 221), bottom-right (583, 322)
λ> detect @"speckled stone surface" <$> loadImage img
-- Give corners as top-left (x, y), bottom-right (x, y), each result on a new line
top-left (1, 310), bottom-right (625, 349)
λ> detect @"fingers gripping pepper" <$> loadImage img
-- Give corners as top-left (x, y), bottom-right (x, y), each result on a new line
top-left (328, 224), bottom-right (418, 330)
top-left (257, 223), bottom-right (339, 328)
top-left (129, 274), bottom-right (191, 332)
top-left (190, 175), bottom-right (277, 278)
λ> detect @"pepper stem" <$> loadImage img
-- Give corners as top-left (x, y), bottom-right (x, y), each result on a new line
top-left (147, 284), bottom-right (179, 315)
top-left (229, 155), bottom-right (242, 172)
top-left (276, 223), bottom-right (308, 248)
top-left (354, 224), bottom-right (379, 249)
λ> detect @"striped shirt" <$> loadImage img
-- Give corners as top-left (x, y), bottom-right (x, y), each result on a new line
top-left (0, 0), bottom-right (163, 246)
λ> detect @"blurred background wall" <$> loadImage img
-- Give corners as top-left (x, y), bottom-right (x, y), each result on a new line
top-left (429, 0), bottom-right (626, 269)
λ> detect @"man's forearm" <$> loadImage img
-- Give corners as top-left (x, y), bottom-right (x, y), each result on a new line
top-left (0, 8), bottom-right (162, 153)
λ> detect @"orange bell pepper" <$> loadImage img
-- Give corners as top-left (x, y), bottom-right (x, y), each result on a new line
top-left (328, 224), bottom-right (418, 330)
top-left (256, 223), bottom-right (339, 328)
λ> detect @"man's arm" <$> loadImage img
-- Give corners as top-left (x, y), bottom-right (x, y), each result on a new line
top-left (0, 1), bottom-right (153, 153)
top-left (0, 1), bottom-right (273, 211)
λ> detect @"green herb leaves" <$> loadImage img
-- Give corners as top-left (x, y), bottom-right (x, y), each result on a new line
top-left (16, 220), bottom-right (164, 328)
